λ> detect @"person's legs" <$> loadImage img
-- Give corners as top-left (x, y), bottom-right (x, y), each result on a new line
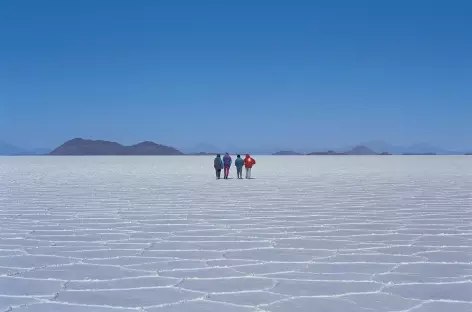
top-left (224, 166), bottom-right (229, 178)
top-left (237, 167), bottom-right (242, 178)
top-left (216, 169), bottom-right (221, 179)
top-left (245, 167), bottom-right (249, 179)
top-left (247, 168), bottom-right (251, 179)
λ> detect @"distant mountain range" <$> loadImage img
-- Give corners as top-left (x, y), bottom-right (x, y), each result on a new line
top-left (307, 145), bottom-right (378, 155)
top-left (0, 141), bottom-right (51, 156)
top-left (272, 151), bottom-right (303, 155)
top-left (191, 141), bottom-right (469, 155)
top-left (49, 138), bottom-right (183, 155)
top-left (356, 141), bottom-right (459, 155)
top-left (1, 139), bottom-right (470, 156)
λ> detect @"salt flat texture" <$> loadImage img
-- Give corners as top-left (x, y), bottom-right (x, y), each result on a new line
top-left (1, 155), bottom-right (472, 312)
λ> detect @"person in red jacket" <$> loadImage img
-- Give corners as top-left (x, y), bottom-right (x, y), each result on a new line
top-left (244, 154), bottom-right (256, 179)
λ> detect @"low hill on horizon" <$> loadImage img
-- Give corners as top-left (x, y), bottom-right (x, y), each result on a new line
top-left (346, 145), bottom-right (378, 155)
top-left (0, 141), bottom-right (50, 155)
top-left (50, 138), bottom-right (183, 155)
top-left (308, 145), bottom-right (379, 155)
top-left (272, 151), bottom-right (303, 155)
top-left (307, 150), bottom-right (347, 155)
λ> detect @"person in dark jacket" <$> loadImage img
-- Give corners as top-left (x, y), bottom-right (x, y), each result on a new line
top-left (234, 155), bottom-right (244, 179)
top-left (214, 154), bottom-right (223, 179)
top-left (222, 153), bottom-right (232, 179)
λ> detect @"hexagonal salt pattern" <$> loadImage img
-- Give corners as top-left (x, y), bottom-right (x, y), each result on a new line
top-left (1, 156), bottom-right (471, 312)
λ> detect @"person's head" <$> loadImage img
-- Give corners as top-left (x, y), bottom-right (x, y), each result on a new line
top-left (225, 152), bottom-right (229, 155)
top-left (216, 154), bottom-right (220, 157)
top-left (237, 154), bottom-right (240, 158)
top-left (245, 154), bottom-right (250, 158)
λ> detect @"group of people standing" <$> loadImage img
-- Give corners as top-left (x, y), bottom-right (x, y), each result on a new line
top-left (213, 153), bottom-right (256, 179)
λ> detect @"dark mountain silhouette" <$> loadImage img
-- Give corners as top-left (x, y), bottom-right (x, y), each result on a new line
top-left (308, 146), bottom-right (378, 156)
top-left (307, 150), bottom-right (347, 155)
top-left (272, 151), bottom-right (303, 155)
top-left (402, 152), bottom-right (437, 155)
top-left (360, 140), bottom-right (462, 155)
top-left (189, 152), bottom-right (220, 155)
top-left (346, 145), bottom-right (378, 155)
top-left (181, 141), bottom-right (467, 155)
top-left (50, 138), bottom-right (183, 155)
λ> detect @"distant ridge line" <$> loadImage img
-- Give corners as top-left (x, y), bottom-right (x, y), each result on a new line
top-left (49, 138), bottom-right (183, 155)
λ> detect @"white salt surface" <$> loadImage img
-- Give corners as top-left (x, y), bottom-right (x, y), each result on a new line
top-left (1, 155), bottom-right (472, 312)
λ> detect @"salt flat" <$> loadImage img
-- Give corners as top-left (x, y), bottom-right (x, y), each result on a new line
top-left (1, 155), bottom-right (472, 312)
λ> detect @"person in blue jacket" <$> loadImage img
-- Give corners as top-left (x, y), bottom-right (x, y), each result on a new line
top-left (223, 153), bottom-right (232, 179)
top-left (234, 155), bottom-right (244, 179)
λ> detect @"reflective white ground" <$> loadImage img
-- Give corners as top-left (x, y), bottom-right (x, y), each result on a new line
top-left (1, 156), bottom-right (472, 312)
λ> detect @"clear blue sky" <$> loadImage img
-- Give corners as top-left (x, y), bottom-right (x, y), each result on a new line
top-left (1, 0), bottom-right (471, 150)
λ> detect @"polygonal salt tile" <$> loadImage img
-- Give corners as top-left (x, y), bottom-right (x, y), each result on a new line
top-left (205, 259), bottom-right (260, 267)
top-left (233, 263), bottom-right (307, 275)
top-left (224, 248), bottom-right (331, 262)
top-left (25, 246), bottom-right (105, 255)
top-left (263, 272), bottom-right (372, 282)
top-left (102, 243), bottom-right (151, 250)
top-left (146, 300), bottom-right (256, 312)
top-left (367, 245), bottom-right (432, 255)
top-left (416, 250), bottom-right (472, 262)
top-left (0, 266), bottom-right (21, 275)
top-left (30, 234), bottom-right (106, 242)
top-left (9, 302), bottom-right (136, 311)
top-left (274, 238), bottom-right (353, 249)
top-left (67, 276), bottom-right (180, 290)
top-left (385, 281), bottom-right (472, 301)
top-left (272, 280), bottom-right (381, 296)
top-left (0, 250), bottom-right (24, 256)
top-left (19, 264), bottom-right (149, 280)
top-left (408, 301), bottom-right (472, 312)
top-left (57, 249), bottom-right (140, 259)
top-left (392, 263), bottom-right (472, 279)
top-left (142, 250), bottom-right (224, 260)
top-left (56, 287), bottom-right (202, 307)
top-left (149, 241), bottom-right (270, 251)
top-left (302, 263), bottom-right (395, 274)
top-left (328, 253), bottom-right (426, 263)
top-left (159, 267), bottom-right (245, 279)
top-left (414, 235), bottom-right (469, 245)
top-left (0, 239), bottom-right (50, 247)
top-left (209, 291), bottom-right (287, 306)
top-left (128, 260), bottom-right (208, 271)
top-left (342, 293), bottom-right (421, 311)
top-left (179, 277), bottom-right (273, 293)
top-left (84, 256), bottom-right (174, 266)
top-left (263, 297), bottom-right (371, 312)
top-left (0, 277), bottom-right (62, 296)
top-left (0, 296), bottom-right (39, 311)
top-left (373, 272), bottom-right (438, 284)
top-left (0, 255), bottom-right (74, 268)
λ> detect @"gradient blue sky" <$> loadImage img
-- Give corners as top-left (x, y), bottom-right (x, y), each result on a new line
top-left (1, 0), bottom-right (471, 150)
